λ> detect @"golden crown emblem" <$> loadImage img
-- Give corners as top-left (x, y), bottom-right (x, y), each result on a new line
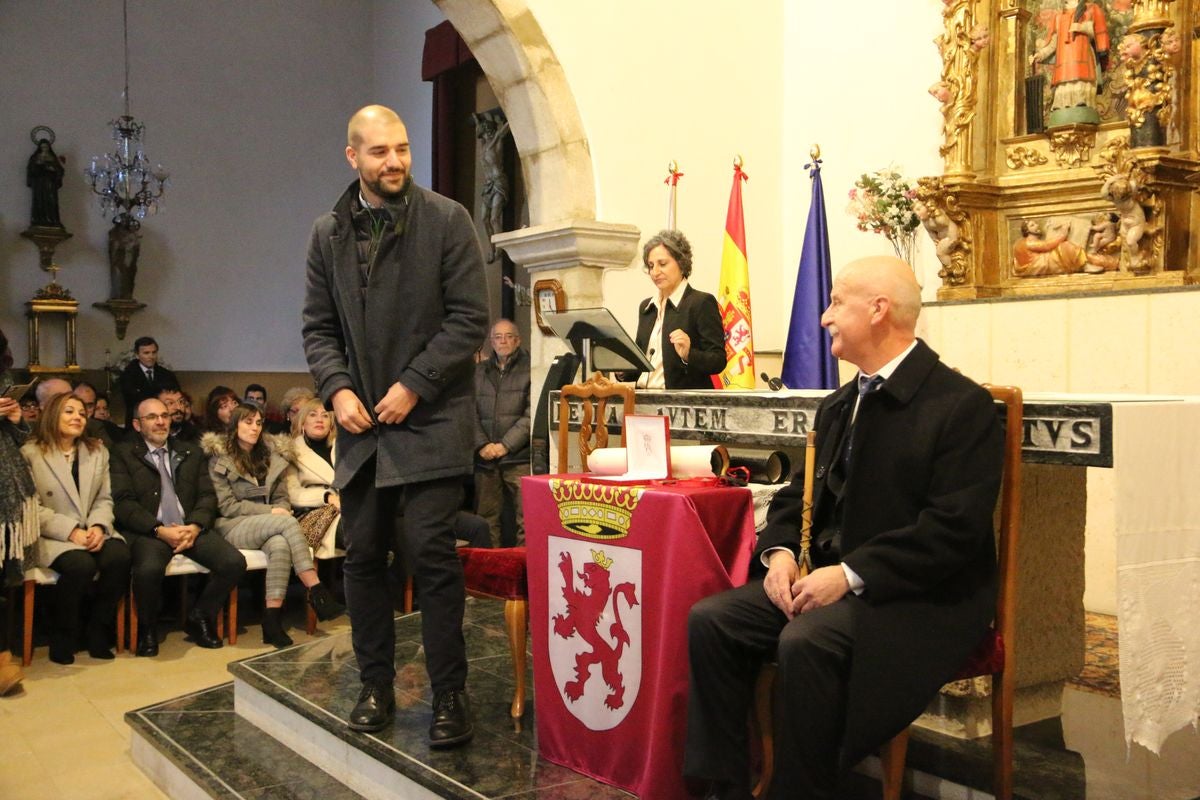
top-left (590, 549), bottom-right (614, 570)
top-left (549, 479), bottom-right (644, 540)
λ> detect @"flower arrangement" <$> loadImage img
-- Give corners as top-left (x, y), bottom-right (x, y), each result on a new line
top-left (846, 167), bottom-right (920, 265)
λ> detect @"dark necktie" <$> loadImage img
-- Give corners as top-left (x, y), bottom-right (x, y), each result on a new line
top-left (843, 374), bottom-right (884, 467)
top-left (145, 367), bottom-right (154, 384)
top-left (152, 448), bottom-right (184, 526)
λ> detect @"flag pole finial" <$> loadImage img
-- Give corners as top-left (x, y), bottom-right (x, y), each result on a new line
top-left (810, 144), bottom-right (821, 161)
top-left (733, 154), bottom-right (743, 169)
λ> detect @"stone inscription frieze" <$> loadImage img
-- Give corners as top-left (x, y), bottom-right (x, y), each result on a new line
top-left (551, 391), bottom-right (1114, 468)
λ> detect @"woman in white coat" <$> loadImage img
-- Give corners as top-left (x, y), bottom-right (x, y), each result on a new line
top-left (283, 398), bottom-right (341, 559)
top-left (22, 393), bottom-right (130, 663)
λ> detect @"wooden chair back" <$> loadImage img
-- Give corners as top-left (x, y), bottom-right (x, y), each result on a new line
top-left (880, 383), bottom-right (1024, 800)
top-left (556, 372), bottom-right (635, 474)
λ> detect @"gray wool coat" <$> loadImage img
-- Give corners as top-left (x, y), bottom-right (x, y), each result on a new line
top-left (200, 433), bottom-right (292, 537)
top-left (302, 181), bottom-right (489, 489)
top-left (21, 441), bottom-right (122, 567)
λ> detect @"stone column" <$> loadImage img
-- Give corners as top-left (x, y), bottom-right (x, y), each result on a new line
top-left (494, 220), bottom-right (641, 395)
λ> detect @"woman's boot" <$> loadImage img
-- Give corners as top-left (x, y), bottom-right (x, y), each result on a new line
top-left (261, 606), bottom-right (293, 648)
top-left (308, 582), bottom-right (346, 622)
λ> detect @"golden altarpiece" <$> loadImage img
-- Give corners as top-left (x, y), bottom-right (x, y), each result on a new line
top-left (921, 0), bottom-right (1200, 300)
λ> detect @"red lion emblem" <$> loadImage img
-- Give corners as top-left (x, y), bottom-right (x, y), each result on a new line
top-left (551, 550), bottom-right (640, 710)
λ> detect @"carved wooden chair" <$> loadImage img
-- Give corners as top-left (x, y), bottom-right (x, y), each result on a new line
top-left (753, 385), bottom-right (1023, 800)
top-left (557, 371), bottom-right (635, 473)
top-left (448, 373), bottom-right (637, 720)
top-left (880, 384), bottom-right (1023, 800)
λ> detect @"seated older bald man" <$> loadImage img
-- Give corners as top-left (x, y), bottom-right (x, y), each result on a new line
top-left (684, 256), bottom-right (1004, 800)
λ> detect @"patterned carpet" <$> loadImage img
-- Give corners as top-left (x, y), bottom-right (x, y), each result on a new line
top-left (1067, 612), bottom-right (1120, 698)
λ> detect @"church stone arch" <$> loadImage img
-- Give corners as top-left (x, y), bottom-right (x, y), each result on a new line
top-left (433, 0), bottom-right (642, 395)
top-left (432, 0), bottom-right (595, 226)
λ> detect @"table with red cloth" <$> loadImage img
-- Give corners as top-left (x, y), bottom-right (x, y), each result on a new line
top-left (524, 474), bottom-right (756, 800)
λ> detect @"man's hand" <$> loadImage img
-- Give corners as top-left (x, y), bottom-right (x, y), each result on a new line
top-left (0, 397), bottom-right (20, 424)
top-left (331, 388), bottom-right (373, 434)
top-left (156, 524), bottom-right (195, 554)
top-left (374, 381), bottom-right (419, 425)
top-left (478, 443), bottom-right (509, 461)
top-left (763, 550), bottom-right (800, 619)
top-left (270, 507), bottom-right (291, 516)
top-left (790, 565), bottom-right (850, 616)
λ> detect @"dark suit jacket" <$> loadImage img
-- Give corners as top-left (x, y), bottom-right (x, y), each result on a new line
top-left (755, 339), bottom-right (1002, 767)
top-left (109, 436), bottom-right (216, 537)
top-left (119, 360), bottom-right (180, 426)
top-left (631, 284), bottom-right (725, 389)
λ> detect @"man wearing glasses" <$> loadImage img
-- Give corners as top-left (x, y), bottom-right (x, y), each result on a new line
top-left (473, 319), bottom-right (531, 546)
top-left (110, 397), bottom-right (246, 656)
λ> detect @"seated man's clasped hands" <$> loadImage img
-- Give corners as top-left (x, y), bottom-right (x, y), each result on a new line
top-left (684, 256), bottom-right (1004, 800)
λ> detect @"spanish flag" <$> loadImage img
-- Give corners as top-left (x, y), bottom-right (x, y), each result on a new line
top-left (716, 160), bottom-right (754, 389)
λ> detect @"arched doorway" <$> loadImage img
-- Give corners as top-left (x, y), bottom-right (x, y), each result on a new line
top-left (432, 0), bottom-right (596, 227)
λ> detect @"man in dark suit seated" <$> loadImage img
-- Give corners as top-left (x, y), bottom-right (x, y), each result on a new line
top-left (73, 380), bottom-right (123, 448)
top-left (158, 387), bottom-right (200, 443)
top-left (110, 397), bottom-right (246, 656)
top-left (684, 256), bottom-right (1003, 800)
top-left (119, 336), bottom-right (180, 429)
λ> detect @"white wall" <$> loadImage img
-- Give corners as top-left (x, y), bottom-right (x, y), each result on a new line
top-left (526, 0), bottom-right (787, 348)
top-left (373, 0), bottom-right (446, 190)
top-left (1, 0), bottom-right (444, 373)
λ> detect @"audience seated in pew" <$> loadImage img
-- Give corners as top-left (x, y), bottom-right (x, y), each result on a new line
top-left (158, 387), bottom-right (201, 443)
top-left (279, 386), bottom-right (317, 434)
top-left (91, 391), bottom-right (126, 444)
top-left (73, 380), bottom-right (121, 448)
top-left (202, 385), bottom-right (239, 434)
top-left (202, 402), bottom-right (344, 648)
top-left (110, 397), bottom-right (247, 657)
top-left (22, 393), bottom-right (131, 664)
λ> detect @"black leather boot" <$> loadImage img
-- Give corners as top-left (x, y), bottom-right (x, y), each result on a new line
top-left (308, 582), bottom-right (346, 622)
top-left (261, 607), bottom-right (293, 648)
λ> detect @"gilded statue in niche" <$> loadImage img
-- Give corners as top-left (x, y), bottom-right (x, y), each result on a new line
top-left (928, 0), bottom-right (1196, 299)
top-left (1024, 0), bottom-right (1137, 129)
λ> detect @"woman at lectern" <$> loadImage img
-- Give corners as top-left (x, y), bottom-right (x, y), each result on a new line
top-left (628, 230), bottom-right (726, 390)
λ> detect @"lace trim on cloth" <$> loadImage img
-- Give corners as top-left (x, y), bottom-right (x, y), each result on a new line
top-left (1113, 402), bottom-right (1200, 755)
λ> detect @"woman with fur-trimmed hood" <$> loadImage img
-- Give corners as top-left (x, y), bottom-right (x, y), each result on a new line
top-left (202, 402), bottom-right (344, 647)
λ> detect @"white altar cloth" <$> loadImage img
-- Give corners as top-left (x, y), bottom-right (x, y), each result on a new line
top-left (1111, 399), bottom-right (1200, 753)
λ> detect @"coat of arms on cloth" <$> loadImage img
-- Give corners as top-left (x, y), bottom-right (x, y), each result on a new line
top-left (547, 537), bottom-right (642, 730)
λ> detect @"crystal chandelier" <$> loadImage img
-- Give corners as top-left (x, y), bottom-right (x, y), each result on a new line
top-left (84, 0), bottom-right (169, 228)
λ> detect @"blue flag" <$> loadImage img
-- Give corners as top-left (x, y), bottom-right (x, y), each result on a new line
top-left (781, 159), bottom-right (838, 389)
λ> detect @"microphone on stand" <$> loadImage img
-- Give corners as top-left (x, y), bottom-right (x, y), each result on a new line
top-left (760, 372), bottom-right (784, 391)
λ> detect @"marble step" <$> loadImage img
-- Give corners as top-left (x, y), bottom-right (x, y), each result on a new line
top-left (128, 683), bottom-right (365, 800)
top-left (129, 602), bottom-right (636, 799)
top-left (127, 597), bottom-right (1078, 800)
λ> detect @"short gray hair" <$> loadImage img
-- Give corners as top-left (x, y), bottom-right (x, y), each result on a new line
top-left (642, 229), bottom-right (694, 279)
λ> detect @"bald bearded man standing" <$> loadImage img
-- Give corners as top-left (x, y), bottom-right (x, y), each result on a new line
top-left (303, 105), bottom-right (488, 744)
top-left (684, 257), bottom-right (1004, 799)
